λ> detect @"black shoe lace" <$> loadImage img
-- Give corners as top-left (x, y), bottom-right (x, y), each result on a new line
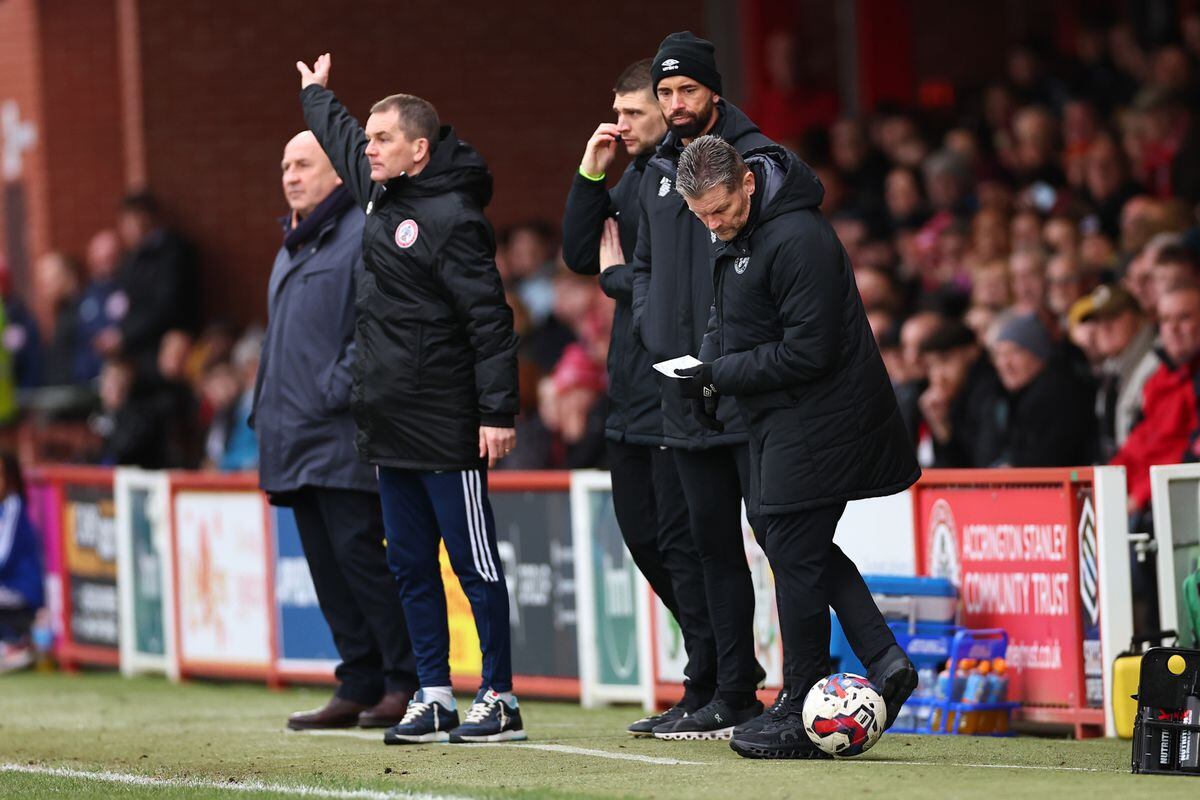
top-left (767, 689), bottom-right (791, 719)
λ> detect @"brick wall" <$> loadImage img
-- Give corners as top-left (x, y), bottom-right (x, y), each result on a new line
top-left (38, 0), bottom-right (126, 260)
top-left (0, 0), bottom-right (48, 294)
top-left (1, 0), bottom-right (702, 327)
top-left (133, 0), bottom-right (703, 328)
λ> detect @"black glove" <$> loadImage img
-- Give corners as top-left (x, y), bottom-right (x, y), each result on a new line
top-left (674, 362), bottom-right (716, 400)
top-left (675, 363), bottom-right (723, 432)
top-left (690, 395), bottom-right (724, 432)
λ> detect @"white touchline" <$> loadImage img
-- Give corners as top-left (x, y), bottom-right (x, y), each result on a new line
top-left (855, 760), bottom-right (1109, 773)
top-left (474, 742), bottom-right (710, 766)
top-left (296, 730), bottom-right (710, 766)
top-left (0, 763), bottom-right (472, 800)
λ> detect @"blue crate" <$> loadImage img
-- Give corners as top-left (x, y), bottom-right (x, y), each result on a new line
top-left (890, 628), bottom-right (1020, 736)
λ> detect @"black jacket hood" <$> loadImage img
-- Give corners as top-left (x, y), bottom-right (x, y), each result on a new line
top-left (393, 126), bottom-right (494, 207)
top-left (745, 145), bottom-right (824, 225)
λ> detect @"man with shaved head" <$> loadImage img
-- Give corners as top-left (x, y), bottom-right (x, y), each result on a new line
top-left (252, 130), bottom-right (416, 732)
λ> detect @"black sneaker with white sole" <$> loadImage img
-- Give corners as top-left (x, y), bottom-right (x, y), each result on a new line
top-left (867, 645), bottom-right (918, 731)
top-left (448, 689), bottom-right (527, 743)
top-left (729, 697), bottom-right (832, 760)
top-left (383, 693), bottom-right (459, 744)
top-left (653, 698), bottom-right (763, 741)
top-left (627, 704), bottom-right (689, 736)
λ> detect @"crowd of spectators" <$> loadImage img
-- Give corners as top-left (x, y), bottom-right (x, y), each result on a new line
top-left (1, 192), bottom-right (263, 472)
top-left (502, 17), bottom-right (1200, 532)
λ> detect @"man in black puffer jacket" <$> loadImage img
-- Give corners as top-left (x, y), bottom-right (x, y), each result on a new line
top-left (298, 53), bottom-right (524, 745)
top-left (674, 136), bottom-right (920, 759)
top-left (628, 30), bottom-right (775, 742)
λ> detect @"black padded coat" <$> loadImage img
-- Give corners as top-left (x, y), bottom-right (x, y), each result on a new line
top-left (700, 146), bottom-right (921, 514)
top-left (302, 85), bottom-right (518, 470)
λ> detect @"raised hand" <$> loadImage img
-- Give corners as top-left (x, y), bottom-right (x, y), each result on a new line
top-left (296, 52), bottom-right (332, 89)
top-left (580, 123), bottom-right (620, 177)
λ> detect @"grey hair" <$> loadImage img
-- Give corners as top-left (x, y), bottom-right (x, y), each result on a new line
top-left (676, 135), bottom-right (747, 199)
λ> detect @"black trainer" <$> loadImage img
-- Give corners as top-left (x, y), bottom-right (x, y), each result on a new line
top-left (628, 704), bottom-right (689, 736)
top-left (383, 692), bottom-right (459, 744)
top-left (653, 698), bottom-right (763, 741)
top-left (730, 695), bottom-right (832, 760)
top-left (448, 689), bottom-right (527, 743)
top-left (733, 687), bottom-right (792, 737)
top-left (868, 645), bottom-right (918, 731)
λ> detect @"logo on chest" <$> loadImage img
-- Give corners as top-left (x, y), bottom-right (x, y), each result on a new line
top-left (394, 219), bottom-right (419, 249)
top-left (658, 176), bottom-right (672, 197)
top-left (734, 256), bottom-right (750, 274)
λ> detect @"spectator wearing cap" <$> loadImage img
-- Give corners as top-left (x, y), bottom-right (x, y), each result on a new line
top-left (987, 312), bottom-right (1097, 466)
top-left (1112, 281), bottom-right (1200, 516)
top-left (1074, 285), bottom-right (1161, 460)
top-left (1065, 291), bottom-right (1103, 367)
top-left (917, 320), bottom-right (1005, 468)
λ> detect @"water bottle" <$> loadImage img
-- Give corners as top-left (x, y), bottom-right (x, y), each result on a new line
top-left (929, 662), bottom-right (952, 732)
top-left (31, 614), bottom-right (55, 672)
top-left (958, 660), bottom-right (991, 734)
top-left (986, 658), bottom-right (1010, 734)
top-left (946, 658), bottom-right (976, 732)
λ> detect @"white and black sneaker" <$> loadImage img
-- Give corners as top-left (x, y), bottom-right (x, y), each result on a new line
top-left (449, 689), bottom-right (527, 743)
top-left (383, 691), bottom-right (459, 744)
top-left (628, 704), bottom-right (689, 736)
top-left (653, 698), bottom-right (763, 741)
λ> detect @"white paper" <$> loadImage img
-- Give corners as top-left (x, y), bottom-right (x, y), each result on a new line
top-left (652, 354), bottom-right (703, 378)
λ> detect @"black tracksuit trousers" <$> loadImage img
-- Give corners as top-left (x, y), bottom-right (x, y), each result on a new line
top-left (289, 487), bottom-right (419, 704)
top-left (606, 440), bottom-right (717, 703)
top-left (672, 443), bottom-right (764, 697)
top-left (762, 501), bottom-right (897, 695)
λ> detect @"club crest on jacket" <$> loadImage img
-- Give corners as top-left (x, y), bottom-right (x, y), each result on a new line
top-left (658, 176), bottom-right (672, 197)
top-left (394, 219), bottom-right (419, 248)
top-left (734, 256), bottom-right (750, 274)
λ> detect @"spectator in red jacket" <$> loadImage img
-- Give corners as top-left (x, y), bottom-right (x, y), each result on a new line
top-left (1112, 281), bottom-right (1200, 515)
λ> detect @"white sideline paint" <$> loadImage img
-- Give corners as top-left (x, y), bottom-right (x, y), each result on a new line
top-left (298, 729), bottom-right (708, 766)
top-left (858, 759), bottom-right (1107, 773)
top-left (0, 763), bottom-right (470, 800)
top-left (473, 742), bottom-right (709, 766)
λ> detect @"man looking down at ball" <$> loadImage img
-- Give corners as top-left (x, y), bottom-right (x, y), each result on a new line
top-left (673, 134), bottom-right (920, 759)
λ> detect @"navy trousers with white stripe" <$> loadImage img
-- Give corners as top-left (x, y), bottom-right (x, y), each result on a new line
top-left (377, 466), bottom-right (513, 692)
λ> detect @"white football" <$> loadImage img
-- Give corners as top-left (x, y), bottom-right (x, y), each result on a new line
top-left (802, 672), bottom-right (886, 757)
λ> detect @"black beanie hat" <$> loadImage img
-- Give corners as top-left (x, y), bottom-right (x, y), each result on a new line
top-left (651, 31), bottom-right (723, 96)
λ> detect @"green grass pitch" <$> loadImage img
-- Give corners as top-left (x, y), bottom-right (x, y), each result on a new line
top-left (0, 671), bottom-right (1195, 799)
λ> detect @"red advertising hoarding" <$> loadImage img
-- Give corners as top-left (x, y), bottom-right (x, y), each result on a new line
top-left (914, 469), bottom-right (1105, 737)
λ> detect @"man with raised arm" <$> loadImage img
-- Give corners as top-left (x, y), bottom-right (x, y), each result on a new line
top-left (296, 53), bottom-right (524, 745)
